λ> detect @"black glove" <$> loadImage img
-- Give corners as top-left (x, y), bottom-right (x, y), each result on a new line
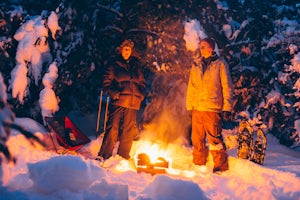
top-left (222, 111), bottom-right (232, 122)
top-left (112, 92), bottom-right (120, 100)
top-left (187, 110), bottom-right (192, 119)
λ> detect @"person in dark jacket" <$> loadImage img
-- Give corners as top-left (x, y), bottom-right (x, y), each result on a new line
top-left (97, 39), bottom-right (146, 161)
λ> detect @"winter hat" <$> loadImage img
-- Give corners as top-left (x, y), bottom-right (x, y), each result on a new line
top-left (200, 37), bottom-right (215, 49)
top-left (116, 39), bottom-right (135, 54)
top-left (120, 39), bottom-right (134, 49)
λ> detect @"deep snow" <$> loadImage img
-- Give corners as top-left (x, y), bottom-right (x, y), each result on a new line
top-left (1, 116), bottom-right (300, 200)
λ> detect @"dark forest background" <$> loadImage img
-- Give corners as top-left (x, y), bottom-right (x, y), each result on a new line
top-left (1, 0), bottom-right (300, 149)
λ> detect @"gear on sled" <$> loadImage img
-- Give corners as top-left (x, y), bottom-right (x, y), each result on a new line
top-left (45, 116), bottom-right (91, 154)
top-left (237, 120), bottom-right (267, 165)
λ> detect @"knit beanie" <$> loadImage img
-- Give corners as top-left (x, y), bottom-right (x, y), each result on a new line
top-left (200, 38), bottom-right (215, 49)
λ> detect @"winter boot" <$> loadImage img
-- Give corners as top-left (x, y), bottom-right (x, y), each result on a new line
top-left (211, 149), bottom-right (229, 173)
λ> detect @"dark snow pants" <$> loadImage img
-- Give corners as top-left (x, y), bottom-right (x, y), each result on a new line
top-left (98, 105), bottom-right (138, 159)
top-left (191, 110), bottom-right (228, 172)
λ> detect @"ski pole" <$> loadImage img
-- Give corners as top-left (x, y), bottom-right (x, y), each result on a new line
top-left (96, 89), bottom-right (103, 135)
top-left (103, 96), bottom-right (110, 133)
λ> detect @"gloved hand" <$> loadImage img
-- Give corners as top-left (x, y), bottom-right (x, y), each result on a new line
top-left (187, 110), bottom-right (192, 119)
top-left (222, 111), bottom-right (232, 122)
top-left (112, 92), bottom-right (120, 100)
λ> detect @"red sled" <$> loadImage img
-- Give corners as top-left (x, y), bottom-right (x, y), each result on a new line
top-left (45, 116), bottom-right (91, 154)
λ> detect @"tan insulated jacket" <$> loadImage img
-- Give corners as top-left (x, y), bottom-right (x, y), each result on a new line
top-left (186, 56), bottom-right (233, 112)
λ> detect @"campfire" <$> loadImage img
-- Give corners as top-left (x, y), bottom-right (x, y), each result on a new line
top-left (114, 139), bottom-right (198, 178)
top-left (136, 153), bottom-right (169, 175)
top-left (133, 141), bottom-right (170, 175)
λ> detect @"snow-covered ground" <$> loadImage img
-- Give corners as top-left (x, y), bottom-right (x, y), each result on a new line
top-left (0, 117), bottom-right (300, 200)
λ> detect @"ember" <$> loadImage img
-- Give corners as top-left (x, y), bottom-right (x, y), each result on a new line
top-left (136, 153), bottom-right (169, 175)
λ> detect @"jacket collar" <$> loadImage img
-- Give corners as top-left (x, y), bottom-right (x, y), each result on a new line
top-left (202, 52), bottom-right (219, 66)
top-left (116, 55), bottom-right (132, 70)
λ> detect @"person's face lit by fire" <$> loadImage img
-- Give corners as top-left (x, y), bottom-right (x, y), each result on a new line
top-left (121, 46), bottom-right (132, 60)
top-left (199, 41), bottom-right (214, 58)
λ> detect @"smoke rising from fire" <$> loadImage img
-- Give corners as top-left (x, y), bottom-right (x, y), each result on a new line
top-left (139, 73), bottom-right (191, 147)
top-left (135, 19), bottom-right (208, 147)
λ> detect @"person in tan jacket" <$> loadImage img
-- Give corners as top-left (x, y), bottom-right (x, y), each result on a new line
top-left (186, 37), bottom-right (233, 173)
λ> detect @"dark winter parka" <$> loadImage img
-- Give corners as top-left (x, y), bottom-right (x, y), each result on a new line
top-left (103, 55), bottom-right (146, 110)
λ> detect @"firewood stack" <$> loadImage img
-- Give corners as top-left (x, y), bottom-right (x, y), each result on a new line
top-left (136, 153), bottom-right (169, 175)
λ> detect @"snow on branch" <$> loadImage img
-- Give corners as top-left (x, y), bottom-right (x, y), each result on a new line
top-left (8, 63), bottom-right (28, 104)
top-left (183, 19), bottom-right (207, 52)
top-left (47, 11), bottom-right (61, 39)
top-left (9, 10), bottom-right (59, 104)
top-left (0, 72), bottom-right (16, 162)
top-left (0, 73), bottom-right (45, 163)
top-left (57, 31), bottom-right (84, 64)
top-left (39, 62), bottom-right (59, 125)
top-left (0, 73), bottom-right (8, 103)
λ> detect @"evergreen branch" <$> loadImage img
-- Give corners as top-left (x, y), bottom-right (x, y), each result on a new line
top-left (3, 121), bottom-right (46, 147)
top-left (100, 25), bottom-right (124, 33)
top-left (99, 26), bottom-right (162, 38)
top-left (0, 143), bottom-right (16, 164)
top-left (0, 142), bottom-right (16, 163)
top-left (226, 39), bottom-right (257, 48)
top-left (96, 3), bottom-right (123, 18)
top-left (126, 28), bottom-right (161, 37)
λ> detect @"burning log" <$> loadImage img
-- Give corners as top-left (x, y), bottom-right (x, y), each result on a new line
top-left (136, 153), bottom-right (169, 175)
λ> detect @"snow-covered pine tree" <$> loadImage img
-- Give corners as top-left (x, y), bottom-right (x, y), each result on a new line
top-left (1, 0), bottom-right (300, 149)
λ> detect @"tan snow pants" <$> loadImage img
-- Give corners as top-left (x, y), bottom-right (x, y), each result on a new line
top-left (191, 110), bottom-right (228, 172)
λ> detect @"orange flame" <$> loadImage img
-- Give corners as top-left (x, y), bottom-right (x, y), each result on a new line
top-left (133, 140), bottom-right (170, 164)
top-left (116, 139), bottom-right (200, 178)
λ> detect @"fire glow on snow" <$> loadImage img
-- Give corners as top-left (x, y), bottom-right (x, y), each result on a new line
top-left (1, 117), bottom-right (300, 200)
